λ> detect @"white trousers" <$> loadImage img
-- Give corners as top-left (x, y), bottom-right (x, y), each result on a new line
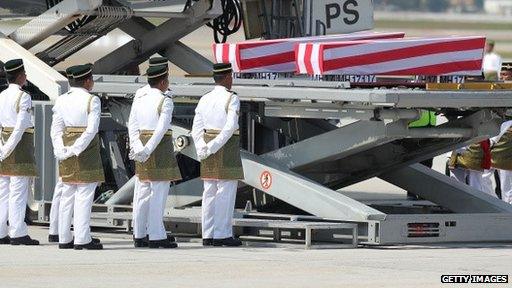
top-left (202, 180), bottom-right (238, 239)
top-left (0, 176), bottom-right (30, 238)
top-left (450, 168), bottom-right (497, 197)
top-left (450, 168), bottom-right (480, 190)
top-left (48, 178), bottom-right (63, 235)
top-left (0, 176), bottom-right (9, 238)
top-left (498, 170), bottom-right (512, 204)
top-left (132, 176), bottom-right (144, 238)
top-left (58, 182), bottom-right (97, 245)
top-left (132, 179), bottom-right (169, 241)
top-left (481, 169), bottom-right (498, 198)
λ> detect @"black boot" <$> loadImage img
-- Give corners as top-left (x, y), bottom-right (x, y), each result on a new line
top-left (134, 236), bottom-right (148, 248)
top-left (60, 237), bottom-right (100, 246)
top-left (58, 241), bottom-right (74, 249)
top-left (0, 236), bottom-right (10, 245)
top-left (213, 237), bottom-right (242, 247)
top-left (10, 235), bottom-right (39, 246)
top-left (74, 241), bottom-right (103, 250)
top-left (48, 234), bottom-right (59, 243)
top-left (134, 235), bottom-right (174, 247)
top-left (148, 238), bottom-right (178, 249)
top-left (202, 238), bottom-right (213, 247)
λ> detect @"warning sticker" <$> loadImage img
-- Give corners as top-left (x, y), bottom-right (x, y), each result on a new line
top-left (260, 171), bottom-right (272, 190)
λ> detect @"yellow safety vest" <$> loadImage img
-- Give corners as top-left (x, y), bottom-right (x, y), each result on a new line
top-left (409, 110), bottom-right (437, 128)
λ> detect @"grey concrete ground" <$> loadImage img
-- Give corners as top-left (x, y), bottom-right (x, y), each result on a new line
top-left (0, 226), bottom-right (511, 288)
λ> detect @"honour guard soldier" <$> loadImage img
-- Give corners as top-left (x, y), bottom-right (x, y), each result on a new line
top-left (191, 63), bottom-right (244, 247)
top-left (48, 67), bottom-right (74, 243)
top-left (51, 64), bottom-right (104, 250)
top-left (449, 140), bottom-right (493, 195)
top-left (128, 65), bottom-right (181, 249)
top-left (491, 119), bottom-right (512, 204)
top-left (131, 58), bottom-right (176, 247)
top-left (0, 59), bottom-right (39, 245)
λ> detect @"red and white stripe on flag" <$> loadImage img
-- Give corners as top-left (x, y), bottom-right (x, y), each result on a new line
top-left (212, 32), bottom-right (405, 73)
top-left (296, 36), bottom-right (486, 76)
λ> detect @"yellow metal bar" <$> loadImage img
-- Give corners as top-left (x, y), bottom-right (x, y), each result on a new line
top-left (426, 82), bottom-right (512, 91)
top-left (460, 83), bottom-right (494, 90)
top-left (426, 83), bottom-right (459, 90)
top-left (493, 83), bottom-right (512, 90)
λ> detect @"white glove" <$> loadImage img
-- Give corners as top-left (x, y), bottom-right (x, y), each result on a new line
top-left (128, 148), bottom-right (137, 161)
top-left (197, 150), bottom-right (206, 161)
top-left (54, 149), bottom-right (65, 161)
top-left (137, 151), bottom-right (150, 163)
top-left (55, 147), bottom-right (74, 161)
top-left (197, 146), bottom-right (210, 161)
top-left (131, 149), bottom-right (150, 163)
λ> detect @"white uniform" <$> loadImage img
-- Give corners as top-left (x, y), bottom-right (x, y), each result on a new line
top-left (51, 87), bottom-right (101, 245)
top-left (450, 168), bottom-right (487, 193)
top-left (128, 86), bottom-right (173, 241)
top-left (483, 52), bottom-right (502, 77)
top-left (191, 85), bottom-right (240, 239)
top-left (498, 169), bottom-right (512, 204)
top-left (130, 84), bottom-right (149, 239)
top-left (130, 85), bottom-right (173, 238)
top-left (491, 120), bottom-right (512, 204)
top-left (449, 146), bottom-right (488, 194)
top-left (0, 84), bottom-right (34, 238)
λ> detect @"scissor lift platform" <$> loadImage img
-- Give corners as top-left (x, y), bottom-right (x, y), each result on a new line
top-left (77, 76), bottom-right (512, 245)
top-left (28, 74), bottom-right (512, 246)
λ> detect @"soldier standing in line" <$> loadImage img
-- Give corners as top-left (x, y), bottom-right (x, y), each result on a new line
top-left (47, 67), bottom-right (75, 243)
top-left (0, 59), bottom-right (39, 245)
top-left (51, 64), bottom-right (104, 250)
top-left (491, 118), bottom-right (512, 204)
top-left (191, 63), bottom-right (244, 247)
top-left (449, 140), bottom-right (494, 196)
top-left (130, 57), bottom-right (176, 247)
top-left (128, 65), bottom-right (181, 249)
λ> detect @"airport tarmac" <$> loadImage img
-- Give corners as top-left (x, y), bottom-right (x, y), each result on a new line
top-left (0, 226), bottom-right (511, 288)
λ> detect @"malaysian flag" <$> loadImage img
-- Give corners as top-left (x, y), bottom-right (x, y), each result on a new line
top-left (296, 36), bottom-right (486, 76)
top-left (212, 32), bottom-right (405, 73)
